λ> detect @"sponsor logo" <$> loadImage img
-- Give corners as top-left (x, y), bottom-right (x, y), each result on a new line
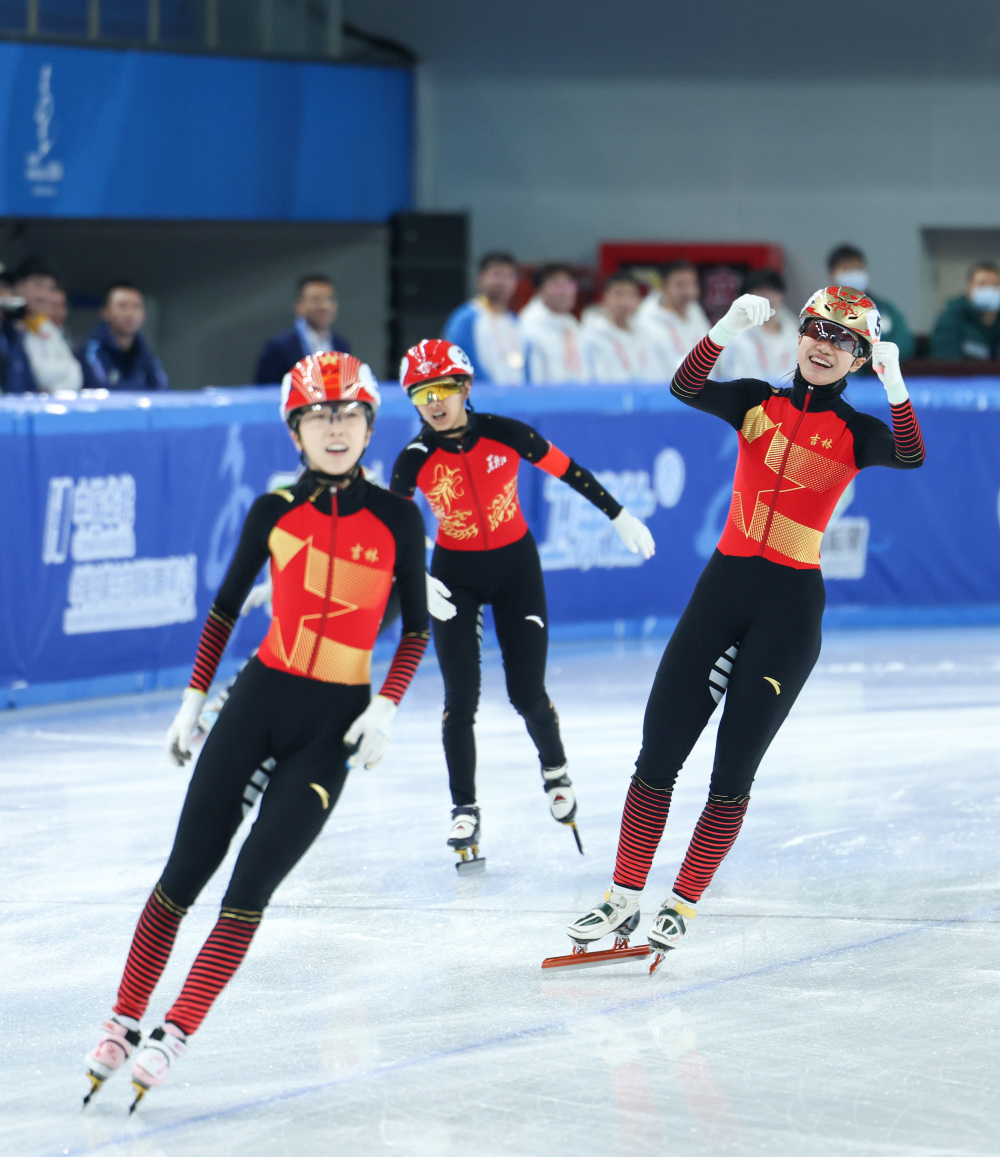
top-left (539, 469), bottom-right (657, 571)
top-left (763, 677), bottom-right (781, 695)
top-left (309, 783), bottom-right (330, 809)
top-left (486, 453), bottom-right (508, 473)
top-left (42, 473), bottom-right (196, 634)
top-left (525, 615), bottom-right (545, 628)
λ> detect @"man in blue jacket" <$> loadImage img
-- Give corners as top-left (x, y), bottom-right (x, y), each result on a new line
top-left (80, 282), bottom-right (169, 391)
top-left (254, 273), bottom-right (350, 385)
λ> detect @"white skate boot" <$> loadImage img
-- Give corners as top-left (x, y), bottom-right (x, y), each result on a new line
top-left (648, 893), bottom-right (697, 973)
top-left (542, 765), bottom-right (583, 854)
top-left (83, 1014), bottom-right (142, 1106)
top-left (448, 805), bottom-right (485, 874)
top-left (542, 885), bottom-right (648, 970)
top-left (128, 1023), bottom-right (188, 1112)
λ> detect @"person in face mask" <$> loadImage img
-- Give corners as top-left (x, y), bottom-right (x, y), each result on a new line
top-left (930, 261), bottom-right (1000, 361)
top-left (826, 244), bottom-right (915, 361)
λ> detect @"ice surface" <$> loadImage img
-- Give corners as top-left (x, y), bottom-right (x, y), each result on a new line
top-left (3, 627), bottom-right (1000, 1157)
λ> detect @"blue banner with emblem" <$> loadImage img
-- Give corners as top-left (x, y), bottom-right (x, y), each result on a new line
top-left (1, 381), bottom-right (998, 704)
top-left (0, 41), bottom-right (412, 220)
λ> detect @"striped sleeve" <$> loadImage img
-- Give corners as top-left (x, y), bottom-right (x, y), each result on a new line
top-left (670, 336), bottom-right (725, 401)
top-left (889, 399), bottom-right (926, 467)
top-left (378, 632), bottom-right (429, 704)
top-left (190, 605), bottom-right (238, 692)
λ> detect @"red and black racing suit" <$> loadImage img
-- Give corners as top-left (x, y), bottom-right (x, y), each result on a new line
top-left (108, 469), bottom-right (429, 1037)
top-left (390, 411), bottom-right (622, 807)
top-left (613, 337), bottom-right (925, 905)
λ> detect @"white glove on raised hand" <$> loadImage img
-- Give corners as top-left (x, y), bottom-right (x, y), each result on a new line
top-left (612, 509), bottom-right (655, 560)
top-left (345, 694), bottom-right (397, 770)
top-left (708, 294), bottom-right (775, 346)
top-left (871, 340), bottom-right (908, 404)
top-left (426, 574), bottom-right (457, 621)
top-left (165, 688), bottom-right (207, 766)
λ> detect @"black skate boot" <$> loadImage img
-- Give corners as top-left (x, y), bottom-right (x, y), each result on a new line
top-left (448, 805), bottom-right (485, 874)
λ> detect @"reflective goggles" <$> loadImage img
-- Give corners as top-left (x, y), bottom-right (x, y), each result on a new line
top-left (406, 378), bottom-right (465, 406)
top-left (799, 317), bottom-right (868, 359)
top-left (296, 401), bottom-right (368, 427)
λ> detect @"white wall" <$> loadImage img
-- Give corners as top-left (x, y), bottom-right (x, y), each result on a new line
top-left (416, 74), bottom-right (1000, 331)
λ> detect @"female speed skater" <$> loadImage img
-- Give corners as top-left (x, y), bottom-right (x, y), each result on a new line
top-left (83, 352), bottom-right (429, 1109)
top-left (553, 286), bottom-right (925, 970)
top-left (389, 339), bottom-right (656, 870)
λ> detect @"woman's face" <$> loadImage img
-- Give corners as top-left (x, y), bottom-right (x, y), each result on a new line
top-left (292, 401), bottom-right (371, 474)
top-left (414, 383), bottom-right (471, 432)
top-left (797, 331), bottom-right (866, 386)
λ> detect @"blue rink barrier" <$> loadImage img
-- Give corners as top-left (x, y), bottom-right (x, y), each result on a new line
top-left (2, 380), bottom-right (998, 706)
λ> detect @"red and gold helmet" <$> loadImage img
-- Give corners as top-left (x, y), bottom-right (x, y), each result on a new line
top-left (799, 286), bottom-right (881, 355)
top-left (399, 339), bottom-right (474, 401)
top-left (280, 351), bottom-right (380, 427)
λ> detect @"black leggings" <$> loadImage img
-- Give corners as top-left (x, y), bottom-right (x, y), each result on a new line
top-left (159, 658), bottom-right (367, 913)
top-left (431, 533), bottom-right (565, 806)
top-left (636, 551), bottom-right (825, 796)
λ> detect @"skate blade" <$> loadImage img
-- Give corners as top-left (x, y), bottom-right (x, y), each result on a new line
top-left (649, 947), bottom-right (674, 974)
top-left (128, 1081), bottom-right (149, 1114)
top-left (542, 944), bottom-right (652, 970)
top-left (82, 1071), bottom-right (104, 1108)
top-left (568, 822), bottom-right (584, 855)
top-left (454, 845), bottom-right (485, 875)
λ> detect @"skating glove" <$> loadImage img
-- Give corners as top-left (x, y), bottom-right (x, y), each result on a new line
top-left (345, 694), bottom-right (397, 770)
top-left (612, 509), bottom-right (655, 559)
top-left (871, 340), bottom-right (908, 404)
top-left (708, 294), bottom-right (775, 346)
top-left (426, 574), bottom-right (457, 621)
top-left (165, 688), bottom-right (207, 766)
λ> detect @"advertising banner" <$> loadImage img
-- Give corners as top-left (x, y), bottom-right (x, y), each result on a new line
top-left (1, 381), bottom-right (998, 703)
top-left (0, 42), bottom-right (412, 220)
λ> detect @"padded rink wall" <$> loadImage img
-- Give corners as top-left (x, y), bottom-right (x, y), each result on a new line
top-left (1, 381), bottom-right (998, 706)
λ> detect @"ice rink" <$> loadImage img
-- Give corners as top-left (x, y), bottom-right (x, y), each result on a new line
top-left (3, 625), bottom-right (1000, 1157)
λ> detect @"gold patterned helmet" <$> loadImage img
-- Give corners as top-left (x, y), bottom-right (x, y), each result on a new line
top-left (799, 286), bottom-right (881, 358)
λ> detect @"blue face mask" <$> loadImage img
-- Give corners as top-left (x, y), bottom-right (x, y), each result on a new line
top-left (970, 285), bottom-right (1000, 313)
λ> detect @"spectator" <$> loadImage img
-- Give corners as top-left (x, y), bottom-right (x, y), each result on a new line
top-left (49, 286), bottom-right (69, 334)
top-left (13, 257), bottom-right (82, 393)
top-left (581, 271), bottom-right (673, 382)
top-left (717, 269), bottom-right (798, 385)
top-left (634, 259), bottom-right (710, 374)
top-left (443, 251), bottom-right (525, 384)
top-left (930, 261), bottom-right (1000, 361)
top-left (254, 274), bottom-right (349, 385)
top-left (0, 264), bottom-right (37, 394)
top-left (827, 244), bottom-right (915, 360)
top-left (79, 281), bottom-right (169, 391)
top-left (519, 263), bottom-right (589, 383)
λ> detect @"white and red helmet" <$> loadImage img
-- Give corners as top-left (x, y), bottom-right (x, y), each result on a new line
top-left (280, 351), bottom-right (381, 427)
top-left (399, 339), bottom-right (474, 392)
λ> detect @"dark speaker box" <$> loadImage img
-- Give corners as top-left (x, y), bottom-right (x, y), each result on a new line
top-left (391, 266), bottom-right (467, 312)
top-left (390, 312), bottom-right (452, 361)
top-left (390, 212), bottom-right (468, 270)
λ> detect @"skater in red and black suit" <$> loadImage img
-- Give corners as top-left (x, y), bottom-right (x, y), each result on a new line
top-left (563, 287), bottom-right (925, 967)
top-left (83, 353), bottom-right (429, 1108)
top-left (390, 339), bottom-right (655, 867)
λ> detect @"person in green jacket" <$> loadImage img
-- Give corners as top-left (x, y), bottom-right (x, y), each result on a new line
top-left (930, 261), bottom-right (1000, 361)
top-left (826, 244), bottom-right (915, 361)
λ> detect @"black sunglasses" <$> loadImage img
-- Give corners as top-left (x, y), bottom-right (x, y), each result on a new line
top-left (799, 317), bottom-right (867, 359)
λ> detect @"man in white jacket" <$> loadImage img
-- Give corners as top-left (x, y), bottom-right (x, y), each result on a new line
top-left (13, 258), bottom-right (82, 393)
top-left (520, 264), bottom-right (590, 383)
top-left (582, 272), bottom-right (673, 383)
top-left (635, 259), bottom-right (709, 376)
top-left (717, 269), bottom-right (799, 385)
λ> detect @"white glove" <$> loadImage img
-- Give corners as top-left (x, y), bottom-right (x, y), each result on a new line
top-left (612, 509), bottom-right (655, 560)
top-left (344, 694), bottom-right (397, 769)
top-left (166, 688), bottom-right (207, 766)
top-left (426, 574), bottom-right (457, 621)
top-left (871, 340), bottom-right (908, 404)
top-left (241, 576), bottom-right (272, 616)
top-left (708, 294), bottom-right (775, 346)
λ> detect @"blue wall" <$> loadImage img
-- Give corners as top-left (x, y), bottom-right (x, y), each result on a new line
top-left (0, 41), bottom-right (413, 219)
top-left (1, 381), bottom-right (997, 705)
